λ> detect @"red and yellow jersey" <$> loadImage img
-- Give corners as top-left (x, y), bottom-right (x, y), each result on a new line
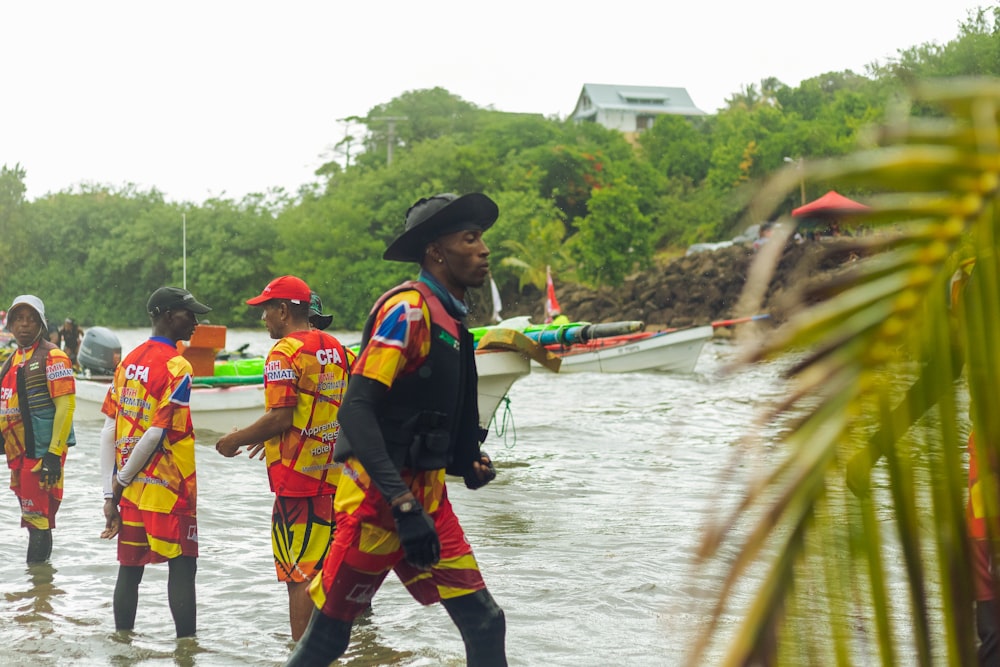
top-left (101, 338), bottom-right (197, 515)
top-left (351, 289), bottom-right (433, 389)
top-left (0, 343), bottom-right (75, 464)
top-left (949, 260), bottom-right (1000, 540)
top-left (263, 329), bottom-right (354, 497)
top-left (967, 432), bottom-right (997, 540)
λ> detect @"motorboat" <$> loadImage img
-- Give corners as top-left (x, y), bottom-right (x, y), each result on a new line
top-left (73, 325), bottom-right (552, 433)
top-left (540, 325), bottom-right (714, 374)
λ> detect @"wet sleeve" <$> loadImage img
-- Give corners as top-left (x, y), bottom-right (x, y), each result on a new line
top-left (100, 416), bottom-right (116, 499)
top-left (338, 375), bottom-right (410, 503)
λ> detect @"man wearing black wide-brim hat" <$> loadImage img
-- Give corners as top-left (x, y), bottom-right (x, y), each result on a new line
top-left (288, 193), bottom-right (507, 667)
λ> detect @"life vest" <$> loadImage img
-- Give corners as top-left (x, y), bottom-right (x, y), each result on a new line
top-left (336, 280), bottom-right (482, 476)
top-left (0, 340), bottom-right (76, 459)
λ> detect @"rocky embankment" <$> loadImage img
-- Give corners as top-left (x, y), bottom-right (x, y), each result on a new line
top-left (472, 239), bottom-right (863, 331)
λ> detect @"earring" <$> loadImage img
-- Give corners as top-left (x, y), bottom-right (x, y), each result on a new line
top-left (437, 258), bottom-right (443, 264)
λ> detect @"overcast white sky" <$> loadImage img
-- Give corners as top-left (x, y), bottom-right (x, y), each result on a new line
top-left (1, 1), bottom-right (988, 204)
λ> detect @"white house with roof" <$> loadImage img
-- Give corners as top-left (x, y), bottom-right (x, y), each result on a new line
top-left (570, 83), bottom-right (706, 134)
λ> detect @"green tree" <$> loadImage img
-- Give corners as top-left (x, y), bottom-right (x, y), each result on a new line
top-left (4, 184), bottom-right (287, 327)
top-left (570, 179), bottom-right (652, 287)
top-left (637, 114), bottom-right (713, 184)
top-left (181, 195), bottom-right (280, 327)
top-left (499, 217), bottom-right (571, 291)
top-left (15, 184), bottom-right (172, 325)
top-left (533, 143), bottom-right (612, 223)
top-left (0, 164), bottom-right (29, 287)
top-left (353, 87), bottom-right (483, 170)
top-left (879, 7), bottom-right (1000, 81)
top-left (273, 185), bottom-right (399, 330)
top-left (487, 190), bottom-right (567, 291)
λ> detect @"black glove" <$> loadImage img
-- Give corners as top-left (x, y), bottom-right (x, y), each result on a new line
top-left (37, 452), bottom-right (62, 487)
top-left (464, 450), bottom-right (497, 490)
top-left (392, 501), bottom-right (440, 569)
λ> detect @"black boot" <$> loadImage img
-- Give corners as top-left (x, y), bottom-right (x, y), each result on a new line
top-left (26, 528), bottom-right (52, 564)
top-left (441, 589), bottom-right (507, 667)
top-left (285, 607), bottom-right (352, 667)
top-left (979, 599), bottom-right (1000, 667)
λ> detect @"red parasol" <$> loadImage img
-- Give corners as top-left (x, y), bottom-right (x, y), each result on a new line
top-left (792, 191), bottom-right (870, 218)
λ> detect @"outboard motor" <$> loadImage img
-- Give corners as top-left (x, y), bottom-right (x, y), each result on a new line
top-left (78, 326), bottom-right (121, 377)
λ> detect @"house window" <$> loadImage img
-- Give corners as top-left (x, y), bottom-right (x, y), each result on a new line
top-left (635, 115), bottom-right (654, 131)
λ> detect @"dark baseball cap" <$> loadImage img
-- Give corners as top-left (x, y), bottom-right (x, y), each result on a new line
top-left (147, 286), bottom-right (212, 316)
top-left (309, 292), bottom-right (333, 331)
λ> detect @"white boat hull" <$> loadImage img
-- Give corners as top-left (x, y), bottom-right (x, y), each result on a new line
top-left (75, 349), bottom-right (532, 434)
top-left (535, 325), bottom-right (713, 374)
top-left (475, 349), bottom-right (531, 424)
top-left (74, 379), bottom-right (268, 435)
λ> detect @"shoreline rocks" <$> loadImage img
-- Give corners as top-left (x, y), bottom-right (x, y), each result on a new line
top-left (470, 240), bottom-right (864, 331)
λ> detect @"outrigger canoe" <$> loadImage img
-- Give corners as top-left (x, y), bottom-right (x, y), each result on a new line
top-left (539, 325), bottom-right (714, 374)
top-left (473, 318), bottom-right (713, 374)
top-left (476, 313), bottom-right (771, 374)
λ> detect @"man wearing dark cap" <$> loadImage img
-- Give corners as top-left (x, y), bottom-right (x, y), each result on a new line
top-left (0, 294), bottom-right (76, 563)
top-left (215, 275), bottom-right (354, 640)
top-left (99, 285), bottom-right (211, 638)
top-left (288, 193), bottom-right (507, 666)
top-left (308, 292), bottom-right (334, 331)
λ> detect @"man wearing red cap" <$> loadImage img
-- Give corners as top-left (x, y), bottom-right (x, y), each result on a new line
top-left (215, 275), bottom-right (354, 641)
top-left (0, 294), bottom-right (76, 564)
top-left (287, 194), bottom-right (506, 666)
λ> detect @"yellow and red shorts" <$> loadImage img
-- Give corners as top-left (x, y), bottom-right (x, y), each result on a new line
top-left (272, 494), bottom-right (334, 583)
top-left (309, 460), bottom-right (486, 621)
top-left (9, 453), bottom-right (66, 530)
top-left (118, 503), bottom-right (198, 566)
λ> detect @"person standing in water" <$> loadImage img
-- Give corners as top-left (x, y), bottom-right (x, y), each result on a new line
top-left (99, 286), bottom-right (211, 638)
top-left (57, 318), bottom-right (84, 369)
top-left (215, 276), bottom-right (353, 640)
top-left (0, 295), bottom-right (76, 563)
top-left (287, 193), bottom-right (506, 666)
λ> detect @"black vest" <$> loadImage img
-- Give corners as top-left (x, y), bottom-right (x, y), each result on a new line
top-left (337, 281), bottom-right (482, 476)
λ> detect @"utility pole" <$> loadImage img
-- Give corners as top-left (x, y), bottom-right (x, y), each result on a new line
top-left (371, 116), bottom-right (407, 166)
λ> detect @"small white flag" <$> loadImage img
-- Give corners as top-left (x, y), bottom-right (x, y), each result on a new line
top-left (490, 275), bottom-right (503, 323)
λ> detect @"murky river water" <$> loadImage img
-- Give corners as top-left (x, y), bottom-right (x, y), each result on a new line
top-left (0, 330), bottom-right (790, 666)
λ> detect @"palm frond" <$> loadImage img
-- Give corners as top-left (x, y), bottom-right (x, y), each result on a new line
top-left (693, 78), bottom-right (1000, 666)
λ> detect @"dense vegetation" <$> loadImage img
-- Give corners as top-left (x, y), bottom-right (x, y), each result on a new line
top-left (2, 7), bottom-right (997, 328)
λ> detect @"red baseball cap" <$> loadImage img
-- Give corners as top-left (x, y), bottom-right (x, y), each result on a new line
top-left (246, 275), bottom-right (311, 305)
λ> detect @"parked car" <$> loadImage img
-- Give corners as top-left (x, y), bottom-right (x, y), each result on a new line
top-left (685, 223), bottom-right (763, 256)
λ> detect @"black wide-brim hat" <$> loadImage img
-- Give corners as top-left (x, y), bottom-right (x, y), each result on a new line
top-left (383, 192), bottom-right (499, 262)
